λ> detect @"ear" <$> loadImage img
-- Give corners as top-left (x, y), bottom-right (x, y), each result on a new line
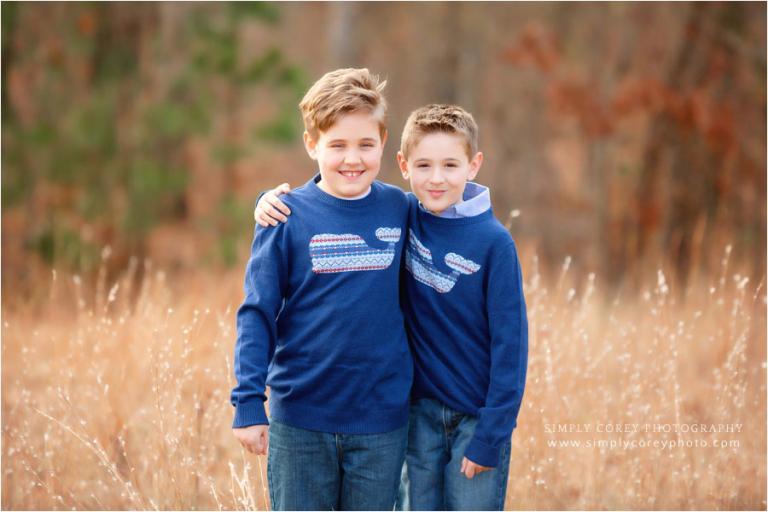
top-left (303, 131), bottom-right (318, 160)
top-left (396, 151), bottom-right (410, 180)
top-left (467, 152), bottom-right (483, 181)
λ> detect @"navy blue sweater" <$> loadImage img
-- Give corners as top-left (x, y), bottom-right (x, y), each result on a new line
top-left (231, 175), bottom-right (413, 434)
top-left (403, 193), bottom-right (528, 467)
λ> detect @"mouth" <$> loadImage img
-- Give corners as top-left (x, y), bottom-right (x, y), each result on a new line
top-left (427, 190), bottom-right (446, 198)
top-left (339, 170), bottom-right (365, 180)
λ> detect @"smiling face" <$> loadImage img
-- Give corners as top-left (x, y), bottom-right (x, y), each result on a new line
top-left (304, 111), bottom-right (387, 199)
top-left (398, 132), bottom-right (483, 214)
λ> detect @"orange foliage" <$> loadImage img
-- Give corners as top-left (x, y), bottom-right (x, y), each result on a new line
top-left (77, 12), bottom-right (97, 37)
top-left (502, 24), bottom-right (740, 152)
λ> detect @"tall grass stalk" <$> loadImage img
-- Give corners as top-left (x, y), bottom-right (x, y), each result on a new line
top-left (2, 246), bottom-right (765, 510)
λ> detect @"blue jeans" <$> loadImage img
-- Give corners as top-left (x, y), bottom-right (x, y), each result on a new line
top-left (267, 419), bottom-right (408, 510)
top-left (397, 398), bottom-right (512, 511)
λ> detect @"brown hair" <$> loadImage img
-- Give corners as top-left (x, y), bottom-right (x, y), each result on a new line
top-left (400, 104), bottom-right (479, 159)
top-left (299, 68), bottom-right (387, 140)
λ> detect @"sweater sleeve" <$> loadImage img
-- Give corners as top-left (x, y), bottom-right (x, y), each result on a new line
top-left (230, 221), bottom-right (288, 428)
top-left (464, 240), bottom-right (529, 467)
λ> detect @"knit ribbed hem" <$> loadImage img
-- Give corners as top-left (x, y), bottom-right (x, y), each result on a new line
top-left (232, 401), bottom-right (269, 428)
top-left (465, 436), bottom-right (503, 468)
top-left (306, 173), bottom-right (383, 209)
top-left (269, 396), bottom-right (408, 434)
top-left (420, 207), bottom-right (495, 226)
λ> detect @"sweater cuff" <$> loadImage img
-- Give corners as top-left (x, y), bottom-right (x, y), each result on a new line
top-left (465, 436), bottom-right (501, 468)
top-left (232, 401), bottom-right (269, 428)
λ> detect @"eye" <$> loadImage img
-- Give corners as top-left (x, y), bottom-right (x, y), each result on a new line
top-left (417, 163), bottom-right (430, 169)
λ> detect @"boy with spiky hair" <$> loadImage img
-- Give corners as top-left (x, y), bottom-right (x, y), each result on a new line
top-left (255, 103), bottom-right (528, 511)
top-left (231, 68), bottom-right (412, 511)
top-left (395, 104), bottom-right (527, 510)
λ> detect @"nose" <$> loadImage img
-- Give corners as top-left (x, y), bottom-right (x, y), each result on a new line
top-left (428, 168), bottom-right (445, 184)
top-left (343, 149), bottom-right (363, 166)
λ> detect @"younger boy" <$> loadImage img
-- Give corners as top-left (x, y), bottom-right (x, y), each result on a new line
top-left (255, 104), bottom-right (528, 511)
top-left (231, 68), bottom-right (412, 511)
top-left (396, 104), bottom-right (528, 511)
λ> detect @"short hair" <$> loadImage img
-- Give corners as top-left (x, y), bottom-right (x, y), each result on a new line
top-left (299, 68), bottom-right (388, 141)
top-left (400, 104), bottom-right (479, 160)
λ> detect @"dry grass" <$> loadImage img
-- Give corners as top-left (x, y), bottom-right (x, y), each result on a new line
top-left (2, 246), bottom-right (765, 510)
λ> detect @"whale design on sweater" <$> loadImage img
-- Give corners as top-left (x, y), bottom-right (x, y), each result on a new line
top-left (405, 231), bottom-right (481, 293)
top-left (309, 227), bottom-right (402, 273)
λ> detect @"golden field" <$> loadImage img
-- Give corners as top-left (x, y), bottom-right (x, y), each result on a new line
top-left (2, 247), bottom-right (765, 510)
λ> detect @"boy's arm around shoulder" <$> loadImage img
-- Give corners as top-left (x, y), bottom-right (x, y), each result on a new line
top-left (254, 183), bottom-right (292, 227)
top-left (464, 237), bottom-right (529, 468)
top-left (230, 221), bottom-right (290, 428)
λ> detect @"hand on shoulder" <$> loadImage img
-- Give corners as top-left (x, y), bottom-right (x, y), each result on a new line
top-left (255, 183), bottom-right (292, 227)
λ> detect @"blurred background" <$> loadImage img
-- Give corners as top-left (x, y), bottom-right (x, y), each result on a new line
top-left (2, 2), bottom-right (765, 294)
top-left (2, 3), bottom-right (766, 510)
